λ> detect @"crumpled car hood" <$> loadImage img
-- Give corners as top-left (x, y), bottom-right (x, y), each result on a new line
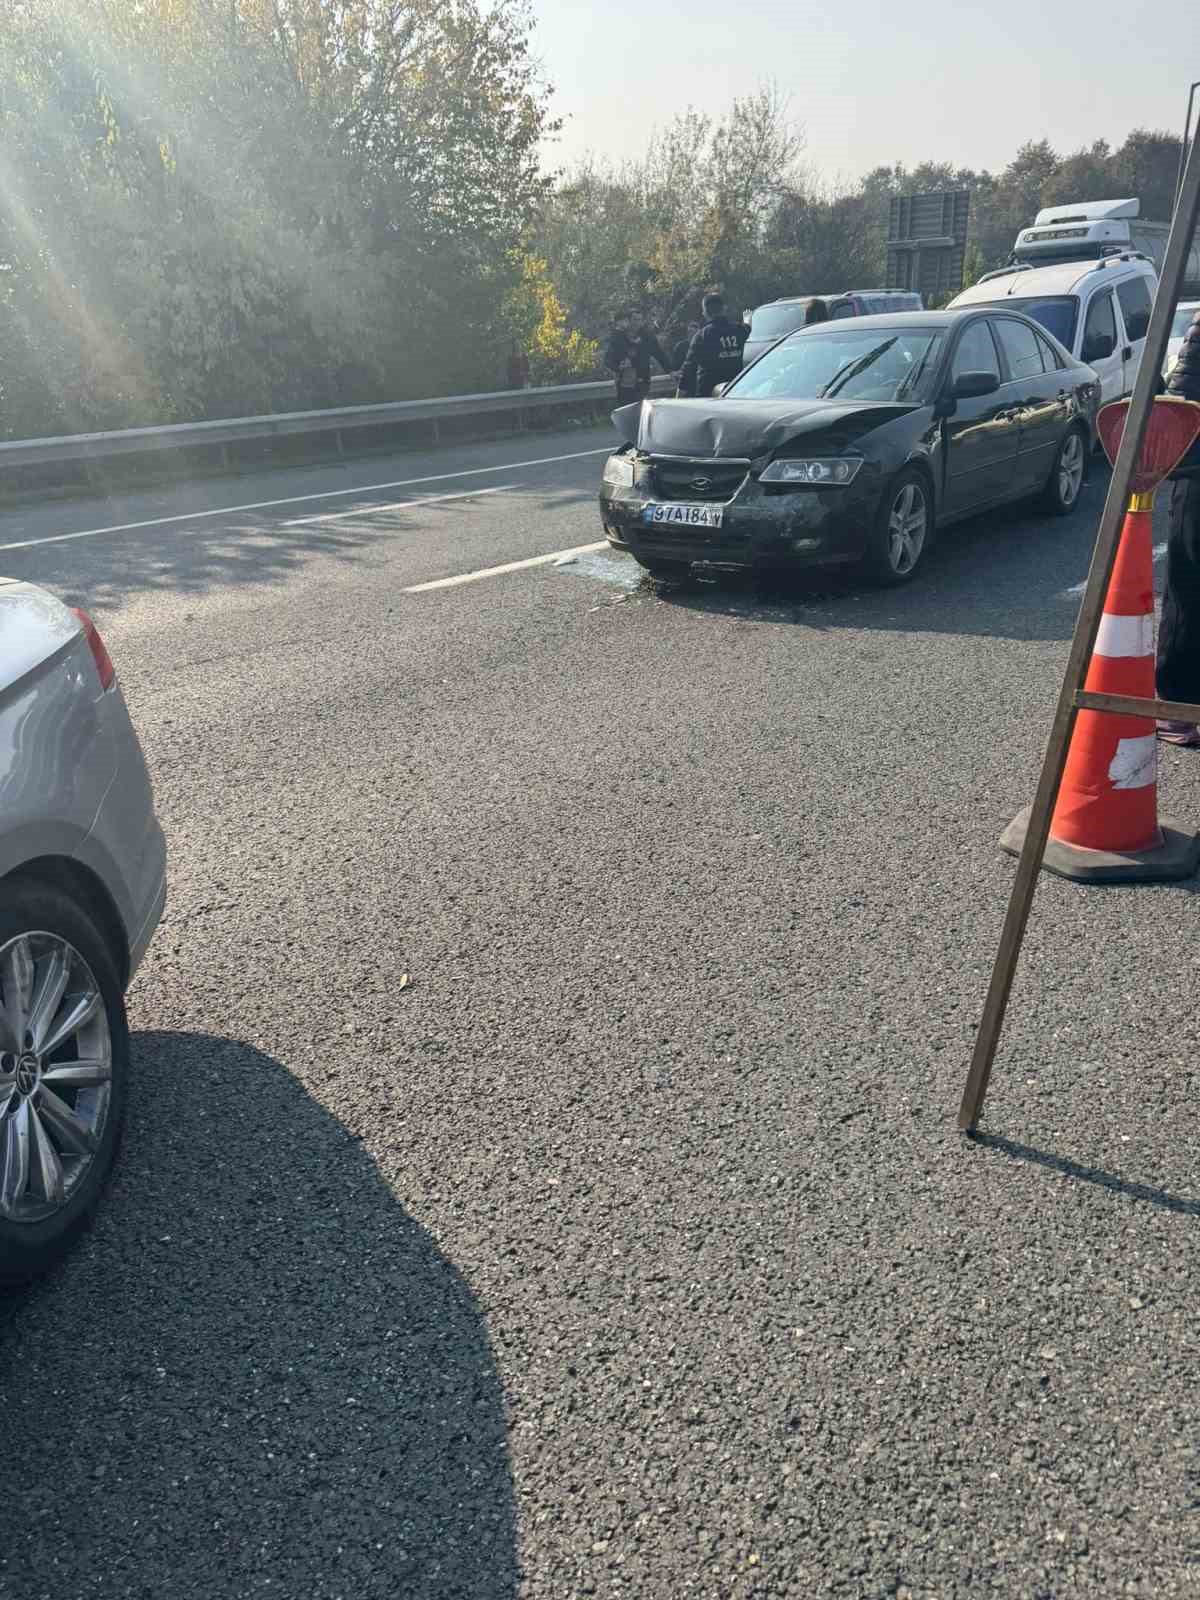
top-left (613, 397), bottom-right (922, 458)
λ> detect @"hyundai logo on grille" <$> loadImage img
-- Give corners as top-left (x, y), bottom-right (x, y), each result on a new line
top-left (690, 477), bottom-right (711, 491)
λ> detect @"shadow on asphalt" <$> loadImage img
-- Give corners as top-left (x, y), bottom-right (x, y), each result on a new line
top-left (0, 497), bottom-right (502, 614)
top-left (648, 465), bottom-right (1133, 645)
top-left (0, 1031), bottom-right (517, 1599)
top-left (971, 1131), bottom-right (1200, 1216)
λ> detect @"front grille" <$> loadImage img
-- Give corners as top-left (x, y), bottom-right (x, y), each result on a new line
top-left (652, 459), bottom-right (747, 502)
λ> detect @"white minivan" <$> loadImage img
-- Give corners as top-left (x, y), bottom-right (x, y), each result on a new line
top-left (949, 254), bottom-right (1157, 410)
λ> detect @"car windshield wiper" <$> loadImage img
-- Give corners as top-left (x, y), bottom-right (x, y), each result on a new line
top-left (895, 342), bottom-right (937, 401)
top-left (818, 339), bottom-right (896, 399)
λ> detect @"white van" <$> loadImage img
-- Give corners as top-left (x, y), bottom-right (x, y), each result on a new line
top-left (949, 254), bottom-right (1158, 409)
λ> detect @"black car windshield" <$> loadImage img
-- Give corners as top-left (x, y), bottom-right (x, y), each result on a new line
top-left (967, 296), bottom-right (1078, 348)
top-left (729, 326), bottom-right (945, 403)
top-left (749, 304), bottom-right (811, 340)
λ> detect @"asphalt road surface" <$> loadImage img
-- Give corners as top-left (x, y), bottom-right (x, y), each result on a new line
top-left (3, 423), bottom-right (1200, 1599)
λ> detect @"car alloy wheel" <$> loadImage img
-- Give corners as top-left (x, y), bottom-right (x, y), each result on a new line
top-left (887, 480), bottom-right (928, 577)
top-left (1058, 431), bottom-right (1085, 508)
top-left (0, 932), bottom-right (113, 1225)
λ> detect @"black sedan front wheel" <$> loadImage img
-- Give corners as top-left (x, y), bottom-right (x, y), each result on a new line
top-left (861, 469), bottom-right (931, 587)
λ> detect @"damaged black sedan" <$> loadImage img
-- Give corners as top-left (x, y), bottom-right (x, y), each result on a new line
top-left (599, 310), bottom-right (1098, 585)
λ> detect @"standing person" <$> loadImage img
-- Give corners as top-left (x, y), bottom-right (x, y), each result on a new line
top-left (506, 342), bottom-right (530, 390)
top-left (672, 320), bottom-right (700, 372)
top-left (677, 293), bottom-right (748, 399)
top-left (1156, 309), bottom-right (1200, 746)
top-left (631, 317), bottom-right (670, 400)
top-left (605, 314), bottom-right (640, 406)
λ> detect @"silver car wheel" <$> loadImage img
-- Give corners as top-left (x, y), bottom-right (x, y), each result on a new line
top-left (887, 481), bottom-right (928, 576)
top-left (0, 932), bottom-right (112, 1224)
top-left (1059, 431), bottom-right (1085, 506)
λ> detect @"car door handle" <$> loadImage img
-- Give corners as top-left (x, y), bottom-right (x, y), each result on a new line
top-left (1123, 347), bottom-right (1133, 360)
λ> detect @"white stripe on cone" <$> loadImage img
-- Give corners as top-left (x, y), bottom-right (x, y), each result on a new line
top-left (1108, 735), bottom-right (1158, 790)
top-left (1095, 612), bottom-right (1154, 658)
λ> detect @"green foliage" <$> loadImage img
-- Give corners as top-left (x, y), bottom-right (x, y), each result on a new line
top-left (534, 85), bottom-right (806, 343)
top-left (505, 255), bottom-right (600, 383)
top-left (0, 0), bottom-right (575, 438)
top-left (962, 240), bottom-right (987, 289)
top-left (861, 130), bottom-right (1184, 282)
top-left (0, 9), bottom-right (1188, 449)
top-left (538, 110), bottom-right (1183, 352)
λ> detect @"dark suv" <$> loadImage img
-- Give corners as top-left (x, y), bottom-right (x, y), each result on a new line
top-left (743, 291), bottom-right (924, 366)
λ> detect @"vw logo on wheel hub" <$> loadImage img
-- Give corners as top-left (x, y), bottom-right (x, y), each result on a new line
top-left (15, 1053), bottom-right (39, 1096)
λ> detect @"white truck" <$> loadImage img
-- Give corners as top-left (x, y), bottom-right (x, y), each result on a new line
top-left (1010, 197), bottom-right (1200, 292)
top-left (951, 196), bottom-right (1200, 411)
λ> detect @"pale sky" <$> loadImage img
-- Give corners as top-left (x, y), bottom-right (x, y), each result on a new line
top-left (531, 0), bottom-right (1197, 183)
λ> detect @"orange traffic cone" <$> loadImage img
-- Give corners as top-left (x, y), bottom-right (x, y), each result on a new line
top-left (1001, 396), bottom-right (1200, 883)
top-left (1050, 494), bottom-right (1160, 854)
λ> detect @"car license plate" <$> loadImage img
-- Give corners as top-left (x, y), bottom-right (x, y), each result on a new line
top-left (642, 502), bottom-right (724, 529)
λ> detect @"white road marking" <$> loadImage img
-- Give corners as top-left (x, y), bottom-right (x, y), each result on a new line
top-left (0, 446), bottom-right (610, 552)
top-left (278, 483), bottom-right (519, 528)
top-left (404, 541), bottom-right (608, 593)
top-left (1060, 543), bottom-right (1168, 597)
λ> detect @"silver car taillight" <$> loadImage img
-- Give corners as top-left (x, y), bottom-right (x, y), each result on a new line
top-left (72, 608), bottom-right (116, 690)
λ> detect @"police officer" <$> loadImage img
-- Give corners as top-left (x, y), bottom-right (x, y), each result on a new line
top-left (677, 293), bottom-right (748, 398)
top-left (1156, 308), bottom-right (1200, 746)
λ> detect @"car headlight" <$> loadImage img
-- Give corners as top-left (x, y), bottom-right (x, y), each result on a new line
top-left (602, 454), bottom-right (635, 488)
top-left (759, 457), bottom-right (863, 486)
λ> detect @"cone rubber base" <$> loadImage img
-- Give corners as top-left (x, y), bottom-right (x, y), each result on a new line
top-left (1001, 805), bottom-right (1200, 883)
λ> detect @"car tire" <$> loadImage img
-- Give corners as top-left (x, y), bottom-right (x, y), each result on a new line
top-left (1042, 427), bottom-right (1087, 516)
top-left (860, 469), bottom-right (932, 587)
top-left (0, 880), bottom-right (129, 1286)
top-left (635, 556), bottom-right (692, 581)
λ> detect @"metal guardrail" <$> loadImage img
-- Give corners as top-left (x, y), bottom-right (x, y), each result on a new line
top-left (0, 375), bottom-right (677, 472)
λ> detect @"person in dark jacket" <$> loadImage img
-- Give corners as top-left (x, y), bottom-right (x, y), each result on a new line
top-left (805, 297), bottom-right (830, 326)
top-left (677, 293), bottom-right (748, 398)
top-left (1156, 309), bottom-right (1200, 746)
top-left (605, 315), bottom-right (670, 404)
top-left (671, 321), bottom-right (700, 371)
top-left (604, 314), bottom-right (639, 405)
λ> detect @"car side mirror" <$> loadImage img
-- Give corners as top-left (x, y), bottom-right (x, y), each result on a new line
top-left (711, 383), bottom-right (726, 399)
top-left (952, 371), bottom-right (1001, 399)
top-left (1082, 332), bottom-right (1116, 363)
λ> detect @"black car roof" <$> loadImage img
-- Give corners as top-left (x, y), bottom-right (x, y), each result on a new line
top-left (779, 307), bottom-right (1080, 365)
top-left (788, 309), bottom-right (988, 332)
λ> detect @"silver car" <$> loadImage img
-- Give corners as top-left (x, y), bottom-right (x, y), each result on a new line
top-left (0, 579), bottom-right (165, 1283)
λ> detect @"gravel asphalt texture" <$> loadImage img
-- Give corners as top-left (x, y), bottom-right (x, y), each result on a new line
top-left (2, 423), bottom-right (1200, 1599)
